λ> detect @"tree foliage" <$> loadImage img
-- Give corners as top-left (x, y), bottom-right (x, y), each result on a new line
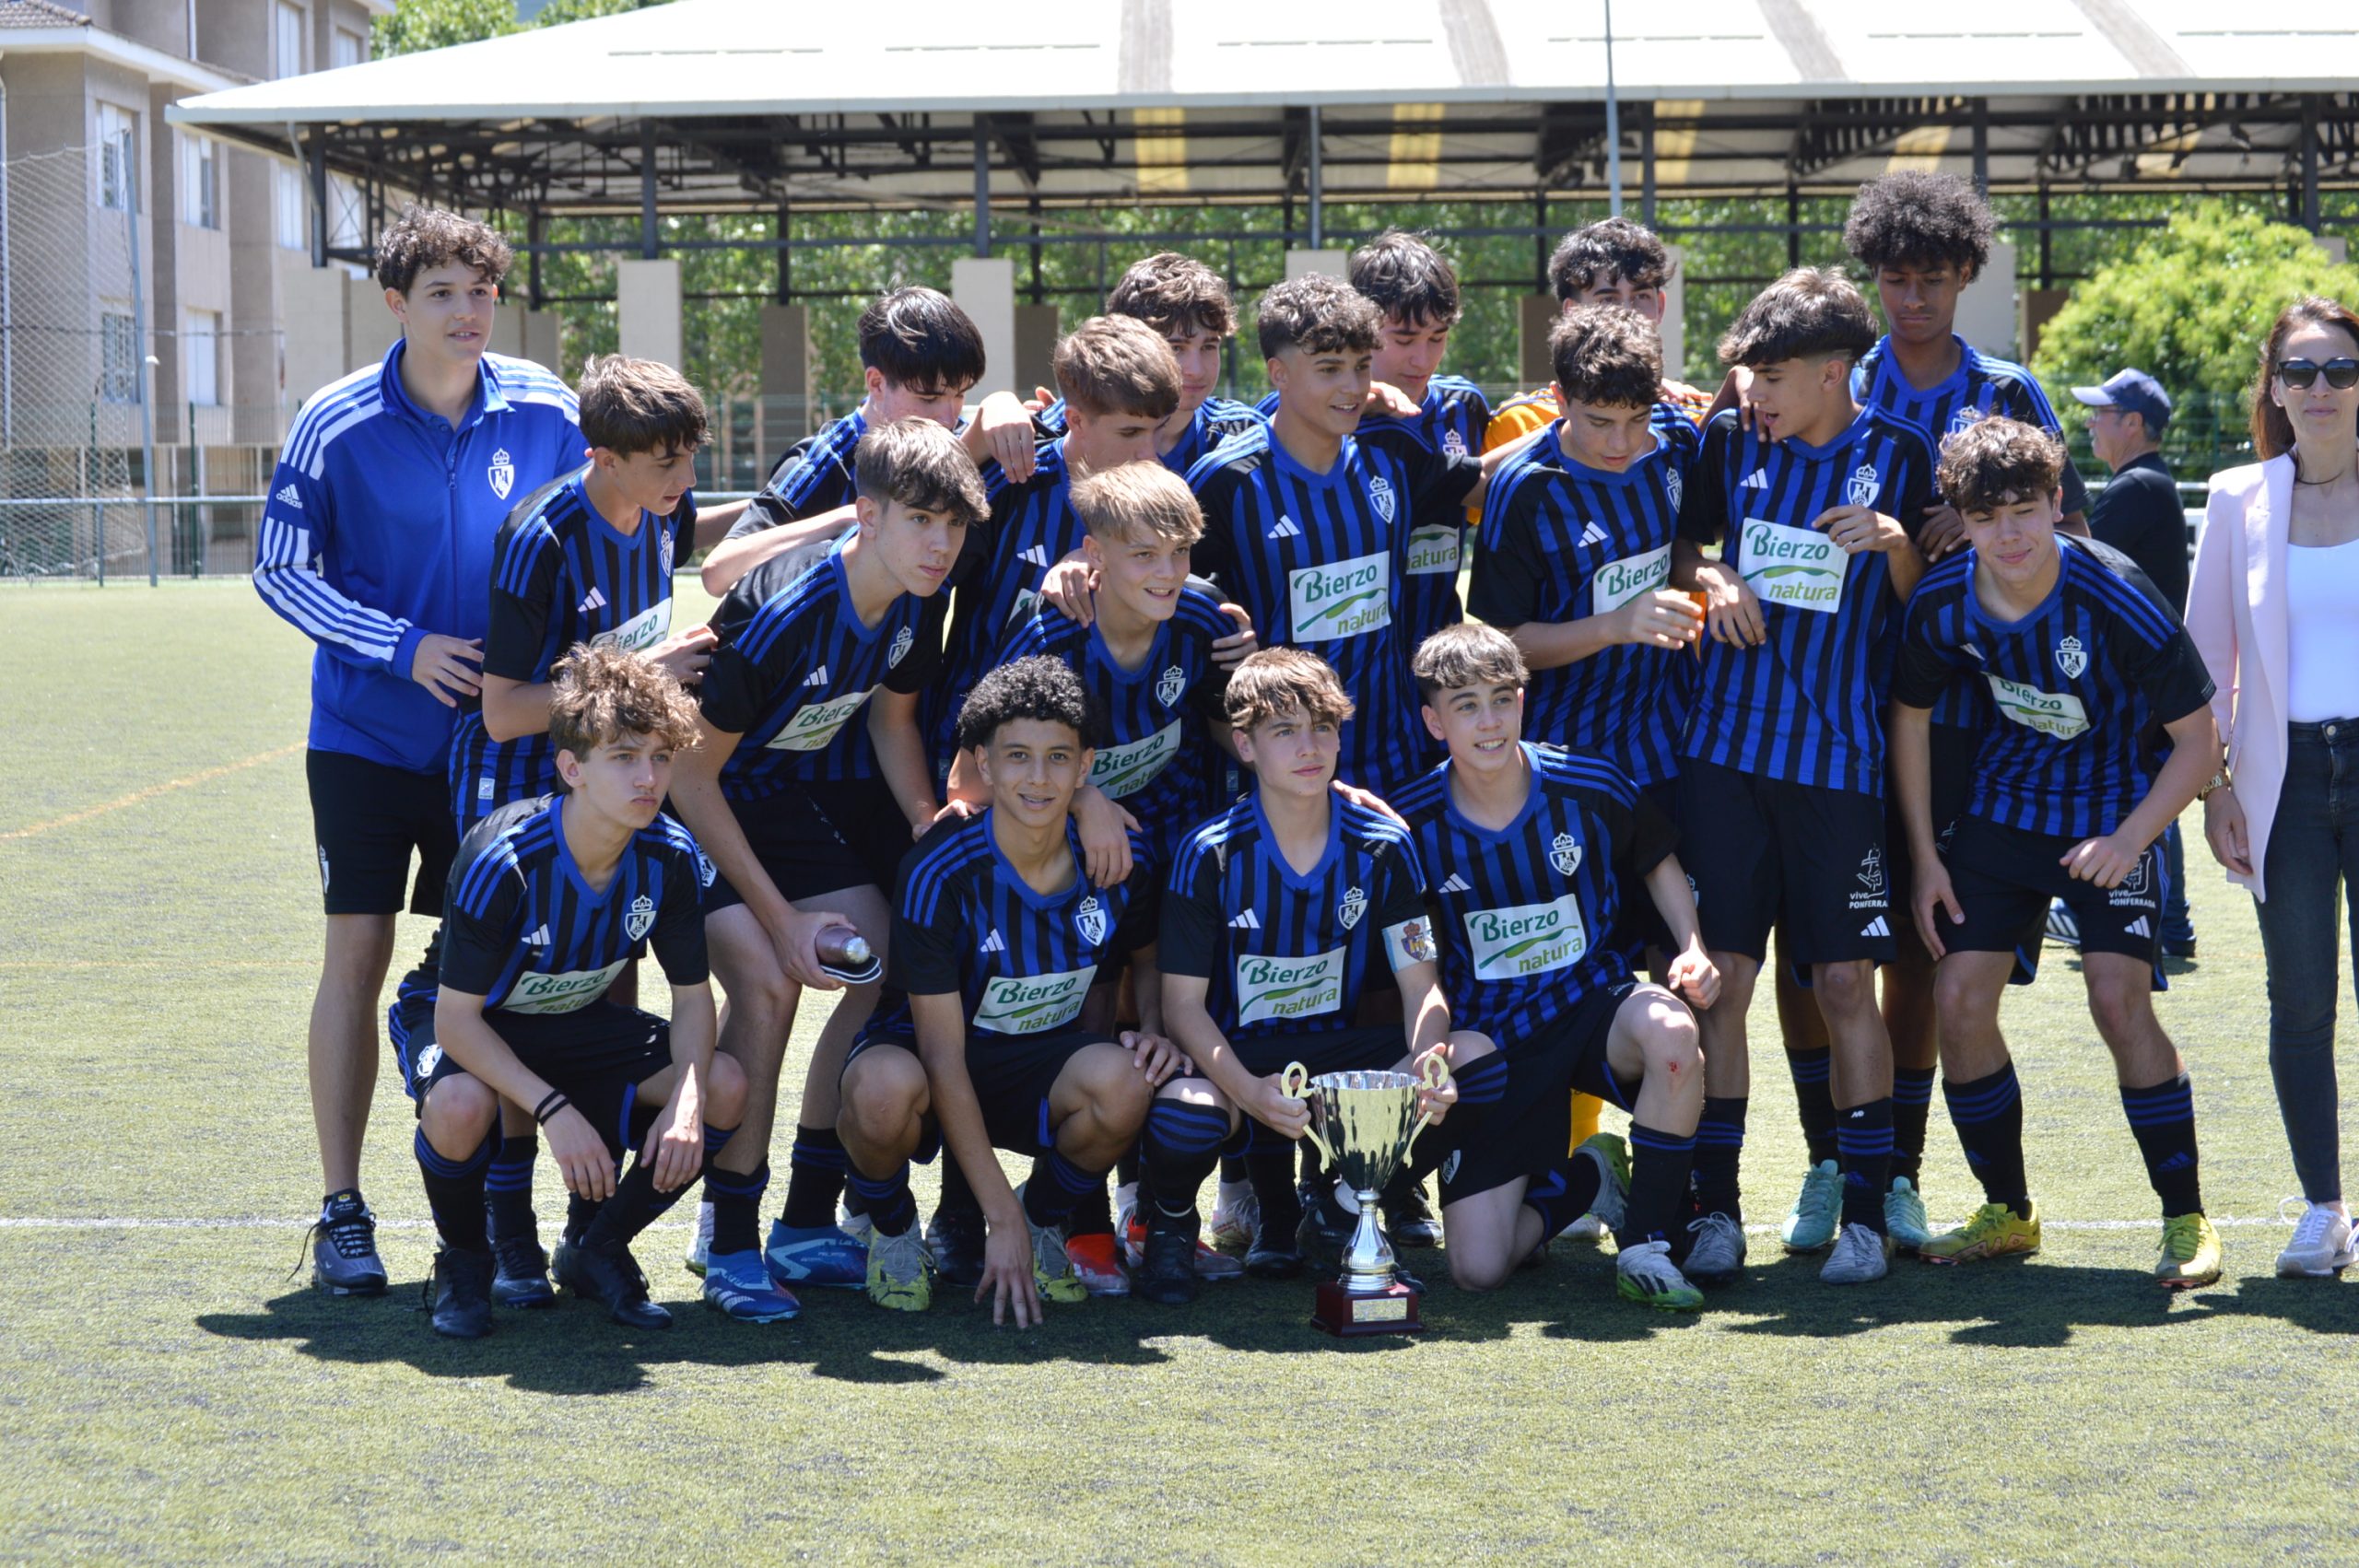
top-left (2031, 207), bottom-right (2359, 405)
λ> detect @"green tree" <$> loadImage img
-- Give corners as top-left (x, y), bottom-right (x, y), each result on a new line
top-left (369, 0), bottom-right (515, 56)
top-left (2032, 207), bottom-right (2359, 405)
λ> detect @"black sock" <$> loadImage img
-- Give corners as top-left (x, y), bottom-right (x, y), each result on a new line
top-left (483, 1133), bottom-right (538, 1245)
top-left (582, 1159), bottom-right (690, 1250)
top-left (1218, 1153), bottom-right (1249, 1185)
top-left (1788, 1048), bottom-right (1837, 1165)
top-left (780, 1124), bottom-right (848, 1230)
top-left (935, 1152), bottom-right (981, 1223)
top-left (1248, 1137), bottom-right (1305, 1239)
top-left (564, 1191), bottom-right (599, 1245)
top-left (1067, 1180), bottom-right (1115, 1238)
top-left (2120, 1072), bottom-right (2203, 1218)
top-left (1523, 1148), bottom-right (1607, 1239)
top-left (1942, 1064), bottom-right (2029, 1211)
top-left (416, 1127), bottom-right (492, 1253)
top-left (1836, 1097), bottom-right (1894, 1233)
top-left (704, 1142), bottom-right (766, 1258)
top-left (1618, 1122), bottom-right (1697, 1246)
top-left (1022, 1148), bottom-right (1106, 1229)
top-left (846, 1162), bottom-right (917, 1236)
top-left (1890, 1067), bottom-right (1935, 1186)
top-left (1142, 1099), bottom-right (1228, 1227)
top-left (1692, 1096), bottom-right (1748, 1223)
top-left (1115, 1144), bottom-right (1141, 1188)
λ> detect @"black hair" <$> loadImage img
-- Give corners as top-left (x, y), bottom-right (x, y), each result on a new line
top-left (1718, 267), bottom-right (1879, 368)
top-left (1349, 228), bottom-right (1461, 329)
top-left (857, 287), bottom-right (988, 393)
top-left (1843, 171), bottom-right (1997, 279)
top-left (1255, 273), bottom-right (1382, 360)
top-left (1550, 305), bottom-right (1661, 408)
top-left (955, 655), bottom-right (1097, 753)
top-left (1547, 216), bottom-right (1671, 301)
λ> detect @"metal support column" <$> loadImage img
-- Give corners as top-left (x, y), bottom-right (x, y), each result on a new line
top-left (639, 120), bottom-right (659, 259)
top-left (526, 207), bottom-right (543, 310)
top-left (1641, 114), bottom-right (1658, 228)
top-left (123, 181), bottom-right (158, 585)
top-left (2302, 94), bottom-right (2322, 233)
top-left (1971, 99), bottom-right (1989, 196)
top-left (1534, 190), bottom-right (1548, 289)
top-left (1786, 183), bottom-right (1801, 268)
top-left (2037, 184), bottom-right (2052, 289)
top-left (1308, 104), bottom-right (1324, 251)
top-left (1603, 0), bottom-right (1623, 216)
top-left (776, 203), bottom-right (791, 304)
top-left (306, 135), bottom-right (327, 268)
top-left (973, 118), bottom-right (992, 258)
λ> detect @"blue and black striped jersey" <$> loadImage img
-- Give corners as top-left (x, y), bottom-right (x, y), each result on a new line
top-left (1186, 425), bottom-right (1480, 790)
top-left (450, 471), bottom-right (692, 824)
top-left (1470, 410), bottom-right (1700, 787)
top-left (1356, 374), bottom-right (1493, 647)
top-left (1393, 743), bottom-right (1677, 1047)
top-left (1892, 538), bottom-right (2214, 839)
top-left (1677, 406), bottom-right (1936, 795)
top-left (698, 537), bottom-right (946, 803)
top-left (886, 813), bottom-right (1156, 1038)
top-left (1037, 395), bottom-right (1266, 477)
top-left (1856, 333), bottom-right (2091, 728)
top-left (1162, 794), bottom-right (1428, 1043)
top-left (996, 580), bottom-right (1235, 869)
top-left (926, 438), bottom-right (1090, 771)
top-left (726, 409), bottom-right (867, 543)
top-left (438, 794), bottom-right (710, 1015)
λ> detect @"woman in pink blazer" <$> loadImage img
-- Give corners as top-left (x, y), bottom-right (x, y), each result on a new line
top-left (2187, 295), bottom-right (2359, 1279)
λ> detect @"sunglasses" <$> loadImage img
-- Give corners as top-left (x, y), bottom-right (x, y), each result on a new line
top-left (2276, 357), bottom-right (2359, 390)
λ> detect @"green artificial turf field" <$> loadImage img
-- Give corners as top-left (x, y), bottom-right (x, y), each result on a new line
top-left (2, 582), bottom-right (2353, 1564)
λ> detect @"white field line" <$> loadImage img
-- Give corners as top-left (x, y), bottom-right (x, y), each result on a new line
top-left (0, 1215), bottom-right (2302, 1234)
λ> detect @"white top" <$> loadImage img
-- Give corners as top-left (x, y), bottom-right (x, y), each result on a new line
top-left (2284, 536), bottom-right (2359, 723)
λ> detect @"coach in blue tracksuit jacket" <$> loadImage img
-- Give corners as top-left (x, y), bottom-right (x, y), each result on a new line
top-left (252, 207), bottom-right (581, 1294)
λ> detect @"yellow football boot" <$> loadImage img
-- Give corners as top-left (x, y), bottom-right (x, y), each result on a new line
top-left (1919, 1200), bottom-right (2042, 1265)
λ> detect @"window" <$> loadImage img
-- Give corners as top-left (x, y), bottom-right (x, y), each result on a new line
top-left (100, 310), bottom-right (141, 404)
top-left (179, 134), bottom-right (219, 229)
top-left (274, 162), bottom-right (305, 251)
top-left (333, 27), bottom-right (366, 69)
top-left (183, 310), bottom-right (222, 407)
top-left (97, 102), bottom-right (136, 212)
top-left (275, 1), bottom-right (307, 79)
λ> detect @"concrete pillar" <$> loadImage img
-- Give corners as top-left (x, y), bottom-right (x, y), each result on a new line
top-left (759, 302), bottom-right (813, 449)
top-left (952, 256), bottom-right (1015, 397)
top-left (1956, 239), bottom-right (2018, 358)
top-left (523, 310), bottom-right (562, 375)
top-left (2020, 288), bottom-right (2070, 366)
top-left (2318, 236), bottom-right (2351, 266)
top-left (1014, 304), bottom-right (1061, 400)
top-left (616, 258), bottom-right (683, 368)
top-left (1661, 245), bottom-right (1689, 382)
top-left (1519, 295), bottom-right (1556, 386)
top-left (484, 305), bottom-right (526, 358)
top-left (347, 276), bottom-right (400, 369)
top-left (1284, 250), bottom-right (1349, 281)
top-left (278, 261), bottom-right (352, 411)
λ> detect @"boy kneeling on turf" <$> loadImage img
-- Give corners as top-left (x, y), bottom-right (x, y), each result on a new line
top-left (1392, 624), bottom-right (1718, 1308)
top-left (837, 658), bottom-right (1182, 1325)
top-left (395, 645), bottom-right (743, 1338)
top-left (1890, 418), bottom-right (2227, 1287)
top-left (1134, 649), bottom-right (1482, 1305)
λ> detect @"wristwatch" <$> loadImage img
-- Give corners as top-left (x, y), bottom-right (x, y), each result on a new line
top-left (2197, 769), bottom-right (2231, 802)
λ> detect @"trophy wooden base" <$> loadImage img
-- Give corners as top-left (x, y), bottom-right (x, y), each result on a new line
top-left (1311, 1278), bottom-right (1425, 1337)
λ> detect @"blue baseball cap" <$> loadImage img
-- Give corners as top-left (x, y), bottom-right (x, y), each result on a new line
top-left (2071, 369), bottom-right (2172, 430)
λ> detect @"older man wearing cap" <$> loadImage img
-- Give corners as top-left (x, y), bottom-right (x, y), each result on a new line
top-left (2058, 367), bottom-right (2196, 956)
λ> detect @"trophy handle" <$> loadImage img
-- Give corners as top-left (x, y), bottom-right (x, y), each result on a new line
top-left (1401, 1051), bottom-right (1456, 1162)
top-left (1280, 1061), bottom-right (1335, 1165)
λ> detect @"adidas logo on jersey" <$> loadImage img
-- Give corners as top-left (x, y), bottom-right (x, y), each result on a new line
top-left (578, 587), bottom-right (607, 614)
top-left (979, 929), bottom-right (1006, 954)
top-left (1578, 521), bottom-right (1609, 548)
top-left (2125, 916), bottom-right (2152, 938)
top-left (1740, 471), bottom-right (1770, 489)
top-left (1438, 872), bottom-right (1473, 894)
top-left (524, 925), bottom-right (552, 947)
top-left (1019, 544), bottom-right (1050, 569)
top-left (274, 484), bottom-right (303, 510)
top-left (1228, 909), bottom-right (1262, 930)
top-left (1266, 516), bottom-right (1303, 541)
top-left (1859, 916), bottom-right (1891, 938)
top-left (803, 665), bottom-right (829, 686)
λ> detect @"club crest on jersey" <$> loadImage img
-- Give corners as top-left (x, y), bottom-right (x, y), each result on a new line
top-left (660, 530), bottom-right (675, 576)
top-left (1367, 475), bottom-right (1397, 524)
top-left (1844, 462), bottom-right (1881, 509)
top-left (1075, 895), bottom-right (1108, 948)
top-left (488, 448), bottom-right (515, 500)
top-left (1339, 885), bottom-right (1367, 930)
top-left (1442, 428), bottom-right (1467, 458)
top-left (1550, 832), bottom-right (1583, 877)
top-left (1664, 467), bottom-right (1684, 512)
top-left (888, 626), bottom-right (914, 669)
top-left (625, 894), bottom-right (657, 942)
top-left (2055, 635), bottom-right (2088, 679)
top-left (1156, 665), bottom-right (1186, 708)
top-left (1946, 405), bottom-right (1983, 441)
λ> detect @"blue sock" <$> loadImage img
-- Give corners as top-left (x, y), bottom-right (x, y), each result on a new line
top-left (1451, 1050), bottom-right (1510, 1106)
top-left (781, 1124), bottom-right (848, 1230)
top-left (1621, 1122), bottom-right (1697, 1246)
top-left (484, 1133), bottom-right (538, 1244)
top-left (1023, 1148), bottom-right (1108, 1229)
top-left (417, 1126), bottom-right (494, 1252)
top-left (1522, 1152), bottom-right (1605, 1239)
top-left (1144, 1099), bottom-right (1230, 1223)
top-left (1835, 1097), bottom-right (1894, 1232)
top-left (2120, 1072), bottom-right (2203, 1218)
top-left (1943, 1064), bottom-right (2028, 1211)
top-left (847, 1163), bottom-right (917, 1237)
top-left (1692, 1095), bottom-right (1748, 1223)
top-left (1890, 1067), bottom-right (1936, 1185)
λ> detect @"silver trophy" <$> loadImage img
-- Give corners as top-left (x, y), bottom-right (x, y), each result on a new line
top-left (1285, 1055), bottom-right (1452, 1335)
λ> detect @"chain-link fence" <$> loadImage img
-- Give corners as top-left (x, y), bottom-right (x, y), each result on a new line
top-left (0, 142), bottom-right (287, 580)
